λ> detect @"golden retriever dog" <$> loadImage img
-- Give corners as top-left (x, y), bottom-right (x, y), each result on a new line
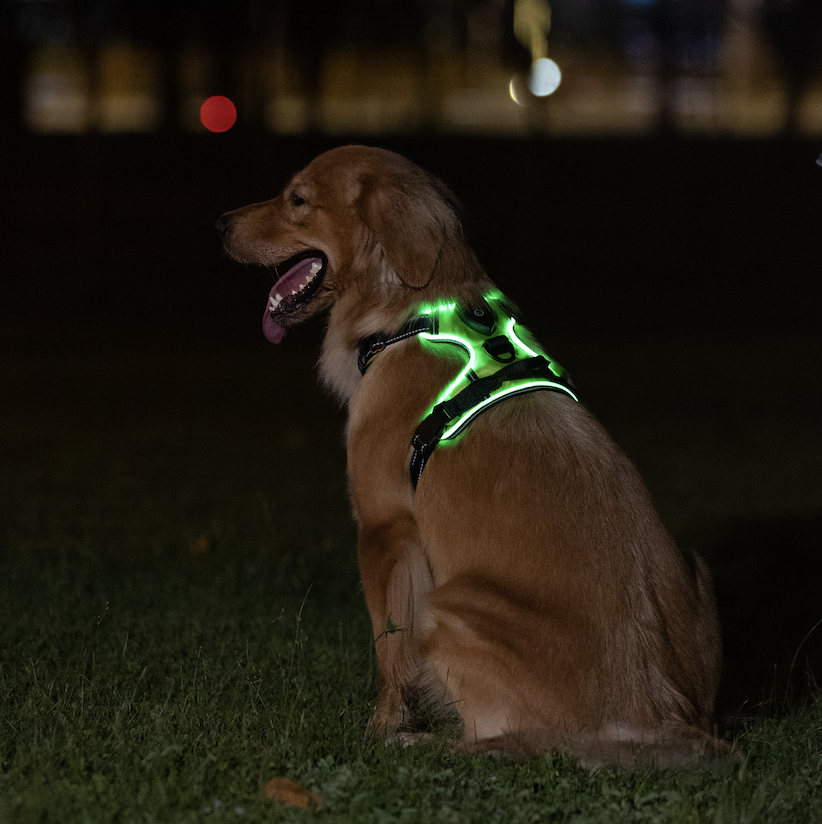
top-left (216, 146), bottom-right (732, 768)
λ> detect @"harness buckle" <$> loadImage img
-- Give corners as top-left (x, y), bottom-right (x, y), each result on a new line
top-left (483, 335), bottom-right (516, 363)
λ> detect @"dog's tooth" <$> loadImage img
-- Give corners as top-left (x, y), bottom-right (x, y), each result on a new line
top-left (269, 295), bottom-right (278, 311)
top-left (310, 261), bottom-right (321, 275)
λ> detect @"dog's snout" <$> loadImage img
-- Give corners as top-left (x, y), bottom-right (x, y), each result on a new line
top-left (215, 213), bottom-right (233, 238)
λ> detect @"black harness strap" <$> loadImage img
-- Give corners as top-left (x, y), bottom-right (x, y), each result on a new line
top-left (357, 316), bottom-right (435, 376)
top-left (409, 355), bottom-right (574, 488)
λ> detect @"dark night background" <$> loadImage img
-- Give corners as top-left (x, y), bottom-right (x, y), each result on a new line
top-left (2, 0), bottom-right (822, 721)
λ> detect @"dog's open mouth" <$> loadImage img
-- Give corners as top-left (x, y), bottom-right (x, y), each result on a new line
top-left (263, 250), bottom-right (327, 344)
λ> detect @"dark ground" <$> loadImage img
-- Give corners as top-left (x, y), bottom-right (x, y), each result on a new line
top-left (2, 132), bottom-right (821, 718)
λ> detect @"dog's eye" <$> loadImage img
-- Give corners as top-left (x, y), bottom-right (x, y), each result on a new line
top-left (291, 193), bottom-right (306, 206)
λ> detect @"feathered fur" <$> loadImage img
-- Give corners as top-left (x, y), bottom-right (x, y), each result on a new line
top-left (217, 146), bottom-right (735, 768)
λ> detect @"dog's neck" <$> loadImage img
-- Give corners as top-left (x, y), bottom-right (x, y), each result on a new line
top-left (318, 276), bottom-right (495, 406)
top-left (319, 299), bottom-right (407, 406)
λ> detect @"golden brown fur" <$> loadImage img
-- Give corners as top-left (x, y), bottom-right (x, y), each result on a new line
top-left (217, 146), bottom-right (733, 768)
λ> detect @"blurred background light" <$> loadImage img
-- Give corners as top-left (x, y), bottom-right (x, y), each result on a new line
top-left (7, 0), bottom-right (822, 137)
top-left (509, 76), bottom-right (525, 106)
top-left (200, 95), bottom-right (237, 133)
top-left (528, 57), bottom-right (561, 96)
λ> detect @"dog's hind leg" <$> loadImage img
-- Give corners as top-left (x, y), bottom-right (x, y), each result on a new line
top-left (357, 516), bottom-right (433, 736)
top-left (419, 574), bottom-right (566, 745)
top-left (420, 574), bottom-right (736, 767)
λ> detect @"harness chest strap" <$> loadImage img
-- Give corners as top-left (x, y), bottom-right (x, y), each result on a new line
top-left (356, 293), bottom-right (579, 489)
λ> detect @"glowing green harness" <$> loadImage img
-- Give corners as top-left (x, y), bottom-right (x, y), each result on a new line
top-left (357, 290), bottom-right (579, 489)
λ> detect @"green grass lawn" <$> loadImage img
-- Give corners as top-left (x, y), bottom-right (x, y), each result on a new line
top-left (2, 337), bottom-right (821, 823)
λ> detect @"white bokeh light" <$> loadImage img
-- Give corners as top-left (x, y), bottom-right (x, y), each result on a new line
top-left (528, 58), bottom-right (561, 96)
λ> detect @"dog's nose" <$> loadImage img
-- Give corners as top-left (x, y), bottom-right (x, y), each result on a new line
top-left (215, 213), bottom-right (233, 238)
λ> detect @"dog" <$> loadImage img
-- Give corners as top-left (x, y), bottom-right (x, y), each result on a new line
top-left (216, 145), bottom-right (732, 768)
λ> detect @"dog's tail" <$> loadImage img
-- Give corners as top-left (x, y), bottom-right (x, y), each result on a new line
top-left (468, 722), bottom-right (741, 769)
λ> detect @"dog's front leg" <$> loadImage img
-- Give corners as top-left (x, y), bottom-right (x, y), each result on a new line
top-left (357, 516), bottom-right (431, 737)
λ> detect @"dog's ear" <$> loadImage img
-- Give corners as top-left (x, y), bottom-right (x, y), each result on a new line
top-left (356, 172), bottom-right (458, 289)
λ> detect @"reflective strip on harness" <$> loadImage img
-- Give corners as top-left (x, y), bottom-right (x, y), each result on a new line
top-left (357, 315), bottom-right (436, 376)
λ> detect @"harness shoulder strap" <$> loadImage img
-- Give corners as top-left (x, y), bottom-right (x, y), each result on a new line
top-left (409, 355), bottom-right (576, 488)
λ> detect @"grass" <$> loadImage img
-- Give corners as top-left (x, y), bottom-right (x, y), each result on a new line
top-left (2, 339), bottom-right (821, 823)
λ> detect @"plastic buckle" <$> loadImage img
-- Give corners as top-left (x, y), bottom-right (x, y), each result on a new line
top-left (483, 335), bottom-right (516, 363)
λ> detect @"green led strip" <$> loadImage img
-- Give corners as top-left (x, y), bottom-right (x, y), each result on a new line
top-left (440, 377), bottom-right (578, 441)
top-left (418, 330), bottom-right (476, 411)
top-left (416, 291), bottom-right (577, 441)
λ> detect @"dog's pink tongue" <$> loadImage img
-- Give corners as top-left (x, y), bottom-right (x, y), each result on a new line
top-left (263, 308), bottom-right (287, 344)
top-left (261, 257), bottom-right (321, 344)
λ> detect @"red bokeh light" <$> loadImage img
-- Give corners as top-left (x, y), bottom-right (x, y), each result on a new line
top-left (200, 96), bottom-right (237, 133)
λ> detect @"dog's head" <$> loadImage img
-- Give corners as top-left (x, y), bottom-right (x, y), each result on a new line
top-left (216, 146), bottom-right (471, 344)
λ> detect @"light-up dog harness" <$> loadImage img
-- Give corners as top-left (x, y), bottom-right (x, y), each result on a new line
top-left (358, 290), bottom-right (579, 489)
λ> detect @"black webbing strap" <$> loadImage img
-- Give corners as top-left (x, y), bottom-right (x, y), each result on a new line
top-left (409, 355), bottom-right (573, 489)
top-left (357, 316), bottom-right (435, 376)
